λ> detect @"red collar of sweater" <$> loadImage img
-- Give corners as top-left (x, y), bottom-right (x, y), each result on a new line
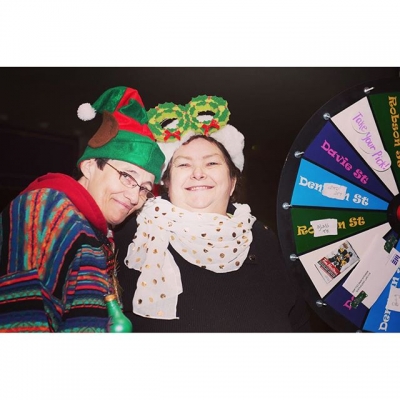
top-left (22, 173), bottom-right (108, 234)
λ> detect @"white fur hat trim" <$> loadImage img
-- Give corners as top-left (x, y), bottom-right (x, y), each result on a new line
top-left (159, 124), bottom-right (245, 174)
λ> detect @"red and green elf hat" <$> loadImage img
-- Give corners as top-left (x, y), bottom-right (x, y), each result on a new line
top-left (76, 86), bottom-right (165, 183)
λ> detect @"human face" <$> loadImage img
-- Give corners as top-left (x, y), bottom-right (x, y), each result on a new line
top-left (168, 138), bottom-right (236, 214)
top-left (80, 159), bottom-right (155, 226)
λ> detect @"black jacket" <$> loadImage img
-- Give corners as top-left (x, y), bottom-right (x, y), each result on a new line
top-left (114, 204), bottom-right (310, 332)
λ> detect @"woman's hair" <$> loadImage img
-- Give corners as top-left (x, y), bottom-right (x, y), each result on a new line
top-left (161, 135), bottom-right (244, 202)
top-left (72, 158), bottom-right (109, 179)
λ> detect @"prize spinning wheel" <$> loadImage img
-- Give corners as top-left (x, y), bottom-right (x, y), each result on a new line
top-left (277, 77), bottom-right (400, 332)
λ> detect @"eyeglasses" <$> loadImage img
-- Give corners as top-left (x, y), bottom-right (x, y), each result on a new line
top-left (105, 162), bottom-right (155, 200)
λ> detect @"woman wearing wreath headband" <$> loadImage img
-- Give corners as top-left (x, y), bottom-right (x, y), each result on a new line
top-left (114, 96), bottom-right (310, 332)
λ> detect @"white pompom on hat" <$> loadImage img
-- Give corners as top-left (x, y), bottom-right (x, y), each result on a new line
top-left (77, 103), bottom-right (96, 121)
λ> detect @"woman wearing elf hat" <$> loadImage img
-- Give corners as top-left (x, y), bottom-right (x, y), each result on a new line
top-left (0, 86), bottom-right (165, 333)
top-left (114, 95), bottom-right (310, 332)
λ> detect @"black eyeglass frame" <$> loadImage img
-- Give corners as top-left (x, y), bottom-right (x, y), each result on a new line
top-left (105, 162), bottom-right (155, 200)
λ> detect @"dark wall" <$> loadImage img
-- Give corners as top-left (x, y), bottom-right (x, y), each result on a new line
top-left (0, 67), bottom-right (398, 230)
top-left (0, 126), bottom-right (79, 210)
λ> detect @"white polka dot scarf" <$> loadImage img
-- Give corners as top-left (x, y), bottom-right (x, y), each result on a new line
top-left (125, 197), bottom-right (256, 319)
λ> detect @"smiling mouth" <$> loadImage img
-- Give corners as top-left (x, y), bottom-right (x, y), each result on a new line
top-left (186, 186), bottom-right (213, 191)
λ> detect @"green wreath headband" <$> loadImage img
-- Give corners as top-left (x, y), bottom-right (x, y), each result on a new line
top-left (147, 95), bottom-right (245, 174)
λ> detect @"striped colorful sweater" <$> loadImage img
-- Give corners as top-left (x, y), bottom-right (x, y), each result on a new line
top-left (0, 173), bottom-right (114, 332)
